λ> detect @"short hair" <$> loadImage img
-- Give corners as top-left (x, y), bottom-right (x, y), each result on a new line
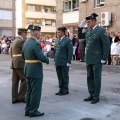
top-left (57, 26), bottom-right (67, 33)
top-left (30, 30), bottom-right (39, 36)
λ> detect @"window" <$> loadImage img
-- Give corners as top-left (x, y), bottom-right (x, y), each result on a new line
top-left (72, 0), bottom-right (79, 10)
top-left (27, 5), bottom-right (35, 11)
top-left (63, 1), bottom-right (71, 12)
top-left (94, 0), bottom-right (105, 7)
top-left (63, 0), bottom-right (79, 12)
top-left (0, 10), bottom-right (12, 20)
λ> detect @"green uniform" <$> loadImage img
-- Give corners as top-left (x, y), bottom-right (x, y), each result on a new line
top-left (78, 25), bottom-right (110, 99)
top-left (22, 37), bottom-right (49, 115)
top-left (11, 36), bottom-right (26, 102)
top-left (54, 36), bottom-right (73, 93)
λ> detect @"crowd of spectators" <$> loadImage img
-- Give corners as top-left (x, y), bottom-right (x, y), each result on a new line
top-left (0, 35), bottom-right (14, 54)
top-left (0, 32), bottom-right (120, 65)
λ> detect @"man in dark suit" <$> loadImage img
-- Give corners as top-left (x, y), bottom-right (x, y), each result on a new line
top-left (22, 25), bottom-right (49, 117)
top-left (79, 38), bottom-right (86, 62)
top-left (107, 31), bottom-right (112, 65)
top-left (78, 13), bottom-right (110, 104)
top-left (11, 28), bottom-right (28, 104)
top-left (54, 27), bottom-right (73, 96)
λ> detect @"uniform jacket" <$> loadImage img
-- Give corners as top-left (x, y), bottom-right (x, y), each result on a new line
top-left (11, 36), bottom-right (25, 69)
top-left (78, 25), bottom-right (110, 64)
top-left (54, 37), bottom-right (73, 66)
top-left (22, 37), bottom-right (49, 78)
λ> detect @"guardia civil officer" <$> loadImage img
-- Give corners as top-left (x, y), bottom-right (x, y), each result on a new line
top-left (54, 27), bottom-right (73, 96)
top-left (11, 28), bottom-right (28, 104)
top-left (22, 25), bottom-right (49, 117)
top-left (78, 13), bottom-right (110, 104)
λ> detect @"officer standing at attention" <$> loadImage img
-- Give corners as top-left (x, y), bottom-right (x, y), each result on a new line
top-left (54, 27), bottom-right (73, 96)
top-left (78, 13), bottom-right (110, 104)
top-left (22, 25), bottom-right (49, 117)
top-left (11, 28), bottom-right (28, 104)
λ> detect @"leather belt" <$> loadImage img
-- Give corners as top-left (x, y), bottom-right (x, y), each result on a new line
top-left (12, 54), bottom-right (22, 57)
top-left (25, 60), bottom-right (41, 63)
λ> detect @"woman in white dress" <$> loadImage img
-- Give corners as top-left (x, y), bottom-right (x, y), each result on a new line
top-left (110, 32), bottom-right (119, 65)
top-left (113, 32), bottom-right (120, 65)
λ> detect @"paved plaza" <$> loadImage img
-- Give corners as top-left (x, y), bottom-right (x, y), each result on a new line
top-left (0, 54), bottom-right (120, 120)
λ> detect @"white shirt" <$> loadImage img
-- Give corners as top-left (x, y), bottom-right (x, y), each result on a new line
top-left (49, 38), bottom-right (53, 42)
top-left (60, 36), bottom-right (65, 41)
top-left (92, 24), bottom-right (98, 30)
top-left (45, 44), bottom-right (51, 52)
top-left (18, 36), bottom-right (24, 40)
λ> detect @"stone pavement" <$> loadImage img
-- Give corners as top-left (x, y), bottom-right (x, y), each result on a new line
top-left (0, 54), bottom-right (120, 120)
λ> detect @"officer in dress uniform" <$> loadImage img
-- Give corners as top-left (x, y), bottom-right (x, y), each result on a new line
top-left (22, 25), bottom-right (49, 117)
top-left (54, 27), bottom-right (73, 96)
top-left (11, 28), bottom-right (28, 104)
top-left (78, 13), bottom-right (110, 104)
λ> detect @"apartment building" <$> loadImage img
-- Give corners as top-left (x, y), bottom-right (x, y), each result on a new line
top-left (79, 0), bottom-right (120, 33)
top-left (56, 0), bottom-right (120, 34)
top-left (0, 0), bottom-right (16, 37)
top-left (56, 0), bottom-right (79, 35)
top-left (16, 0), bottom-right (56, 37)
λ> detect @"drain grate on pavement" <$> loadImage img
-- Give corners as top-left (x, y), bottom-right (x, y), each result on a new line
top-left (81, 118), bottom-right (95, 120)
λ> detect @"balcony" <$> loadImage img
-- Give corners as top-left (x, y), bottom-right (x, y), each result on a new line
top-left (26, 11), bottom-right (56, 20)
top-left (0, 0), bottom-right (13, 9)
top-left (63, 11), bottom-right (79, 24)
top-left (25, 0), bottom-right (56, 7)
top-left (41, 26), bottom-right (56, 33)
top-left (0, 19), bottom-right (13, 27)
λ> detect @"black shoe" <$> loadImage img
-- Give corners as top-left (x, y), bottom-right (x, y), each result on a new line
top-left (55, 92), bottom-right (61, 95)
top-left (79, 60), bottom-right (85, 62)
top-left (25, 112), bottom-right (29, 116)
top-left (12, 100), bottom-right (21, 104)
top-left (29, 111), bottom-right (44, 117)
top-left (59, 92), bottom-right (69, 96)
top-left (91, 98), bottom-right (99, 104)
top-left (84, 96), bottom-right (93, 101)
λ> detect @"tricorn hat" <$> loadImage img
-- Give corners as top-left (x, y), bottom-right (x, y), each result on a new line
top-left (18, 28), bottom-right (28, 32)
top-left (86, 13), bottom-right (98, 20)
top-left (27, 25), bottom-right (41, 31)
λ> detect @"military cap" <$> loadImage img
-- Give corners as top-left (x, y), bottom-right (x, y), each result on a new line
top-left (86, 13), bottom-right (98, 20)
top-left (27, 25), bottom-right (41, 31)
top-left (18, 28), bottom-right (28, 32)
top-left (58, 26), bottom-right (67, 32)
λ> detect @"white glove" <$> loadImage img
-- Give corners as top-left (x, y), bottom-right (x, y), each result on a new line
top-left (79, 20), bottom-right (87, 28)
top-left (101, 60), bottom-right (106, 64)
top-left (48, 58), bottom-right (50, 63)
top-left (67, 63), bottom-right (71, 66)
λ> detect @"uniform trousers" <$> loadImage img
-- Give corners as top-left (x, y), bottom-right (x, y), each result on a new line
top-left (56, 66), bottom-right (69, 93)
top-left (25, 77), bottom-right (43, 115)
top-left (12, 68), bottom-right (26, 102)
top-left (86, 63), bottom-right (102, 98)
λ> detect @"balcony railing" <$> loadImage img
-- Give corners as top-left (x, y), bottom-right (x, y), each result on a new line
top-left (26, 11), bottom-right (56, 20)
top-left (25, 0), bottom-right (56, 6)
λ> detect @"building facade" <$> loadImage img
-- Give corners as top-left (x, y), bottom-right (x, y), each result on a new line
top-left (56, 0), bottom-right (79, 35)
top-left (0, 0), bottom-right (16, 37)
top-left (56, 0), bottom-right (120, 34)
top-left (16, 0), bottom-right (56, 37)
top-left (79, 0), bottom-right (120, 33)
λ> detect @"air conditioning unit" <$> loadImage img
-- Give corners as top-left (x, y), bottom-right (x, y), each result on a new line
top-left (101, 12), bottom-right (111, 26)
top-left (80, 0), bottom-right (87, 3)
top-left (99, 0), bottom-right (105, 5)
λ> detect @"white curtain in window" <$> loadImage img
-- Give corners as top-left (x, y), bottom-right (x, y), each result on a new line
top-left (0, 10), bottom-right (12, 20)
